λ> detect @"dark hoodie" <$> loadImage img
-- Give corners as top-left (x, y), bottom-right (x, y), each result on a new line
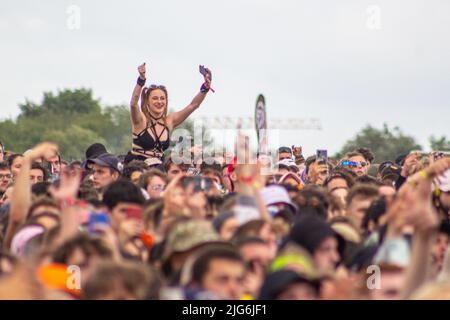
top-left (287, 214), bottom-right (346, 259)
top-left (259, 270), bottom-right (320, 300)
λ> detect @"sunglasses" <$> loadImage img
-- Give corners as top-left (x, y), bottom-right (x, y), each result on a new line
top-left (341, 160), bottom-right (357, 168)
top-left (341, 160), bottom-right (368, 168)
top-left (359, 161), bottom-right (369, 167)
top-left (148, 84), bottom-right (167, 90)
top-left (150, 184), bottom-right (165, 192)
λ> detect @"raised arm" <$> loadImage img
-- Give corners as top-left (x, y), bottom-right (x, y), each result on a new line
top-left (130, 63), bottom-right (147, 131)
top-left (401, 158), bottom-right (450, 299)
top-left (167, 66), bottom-right (212, 130)
top-left (48, 167), bottom-right (82, 249)
top-left (3, 143), bottom-right (58, 250)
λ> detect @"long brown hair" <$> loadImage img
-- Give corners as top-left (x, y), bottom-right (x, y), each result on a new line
top-left (140, 85), bottom-right (169, 125)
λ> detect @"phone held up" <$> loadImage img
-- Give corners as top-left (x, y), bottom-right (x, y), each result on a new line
top-left (316, 149), bottom-right (328, 165)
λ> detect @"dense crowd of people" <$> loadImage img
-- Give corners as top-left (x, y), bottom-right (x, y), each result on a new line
top-left (0, 63), bottom-right (449, 300)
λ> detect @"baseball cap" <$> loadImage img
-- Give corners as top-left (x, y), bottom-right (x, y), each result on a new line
top-left (87, 153), bottom-right (122, 174)
top-left (10, 224), bottom-right (45, 257)
top-left (275, 159), bottom-right (299, 172)
top-left (259, 185), bottom-right (297, 212)
top-left (162, 219), bottom-right (221, 263)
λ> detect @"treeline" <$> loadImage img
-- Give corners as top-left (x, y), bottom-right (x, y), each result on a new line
top-left (0, 88), bottom-right (448, 163)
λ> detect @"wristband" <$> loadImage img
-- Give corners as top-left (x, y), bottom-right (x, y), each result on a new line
top-left (200, 82), bottom-right (210, 93)
top-left (239, 176), bottom-right (263, 189)
top-left (137, 77), bottom-right (146, 87)
top-left (418, 170), bottom-right (430, 180)
top-left (60, 197), bottom-right (77, 210)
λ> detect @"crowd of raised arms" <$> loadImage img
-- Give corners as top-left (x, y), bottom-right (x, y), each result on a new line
top-left (0, 63), bottom-right (449, 300)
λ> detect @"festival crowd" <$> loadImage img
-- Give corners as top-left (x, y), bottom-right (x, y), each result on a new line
top-left (0, 63), bottom-right (449, 300)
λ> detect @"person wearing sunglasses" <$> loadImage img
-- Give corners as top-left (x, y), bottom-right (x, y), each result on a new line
top-left (126, 62), bottom-right (213, 167)
top-left (343, 152), bottom-right (370, 176)
top-left (138, 169), bottom-right (168, 199)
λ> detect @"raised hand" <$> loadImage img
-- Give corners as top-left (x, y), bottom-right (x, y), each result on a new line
top-left (26, 142), bottom-right (58, 162)
top-left (292, 145), bottom-right (303, 158)
top-left (389, 158), bottom-right (450, 235)
top-left (48, 168), bottom-right (81, 202)
top-left (119, 219), bottom-right (144, 240)
top-left (199, 65), bottom-right (214, 93)
top-left (162, 173), bottom-right (188, 216)
top-left (401, 152), bottom-right (421, 177)
top-left (200, 65), bottom-right (212, 84)
top-left (185, 183), bottom-right (207, 218)
top-left (138, 62), bottom-right (146, 80)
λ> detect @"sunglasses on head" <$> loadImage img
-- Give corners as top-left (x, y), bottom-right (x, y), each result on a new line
top-left (148, 84), bottom-right (166, 90)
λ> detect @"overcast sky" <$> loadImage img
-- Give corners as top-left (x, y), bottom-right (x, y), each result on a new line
top-left (1, 0), bottom-right (449, 157)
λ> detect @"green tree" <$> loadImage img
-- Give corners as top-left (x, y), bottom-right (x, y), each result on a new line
top-left (429, 135), bottom-right (450, 151)
top-left (335, 124), bottom-right (422, 163)
top-left (19, 88), bottom-right (101, 118)
top-left (41, 125), bottom-right (106, 161)
top-left (0, 88), bottom-right (119, 159)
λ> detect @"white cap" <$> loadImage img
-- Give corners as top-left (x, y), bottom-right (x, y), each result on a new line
top-left (259, 185), bottom-right (297, 210)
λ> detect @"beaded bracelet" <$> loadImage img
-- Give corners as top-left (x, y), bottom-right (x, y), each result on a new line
top-left (60, 197), bottom-right (77, 210)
